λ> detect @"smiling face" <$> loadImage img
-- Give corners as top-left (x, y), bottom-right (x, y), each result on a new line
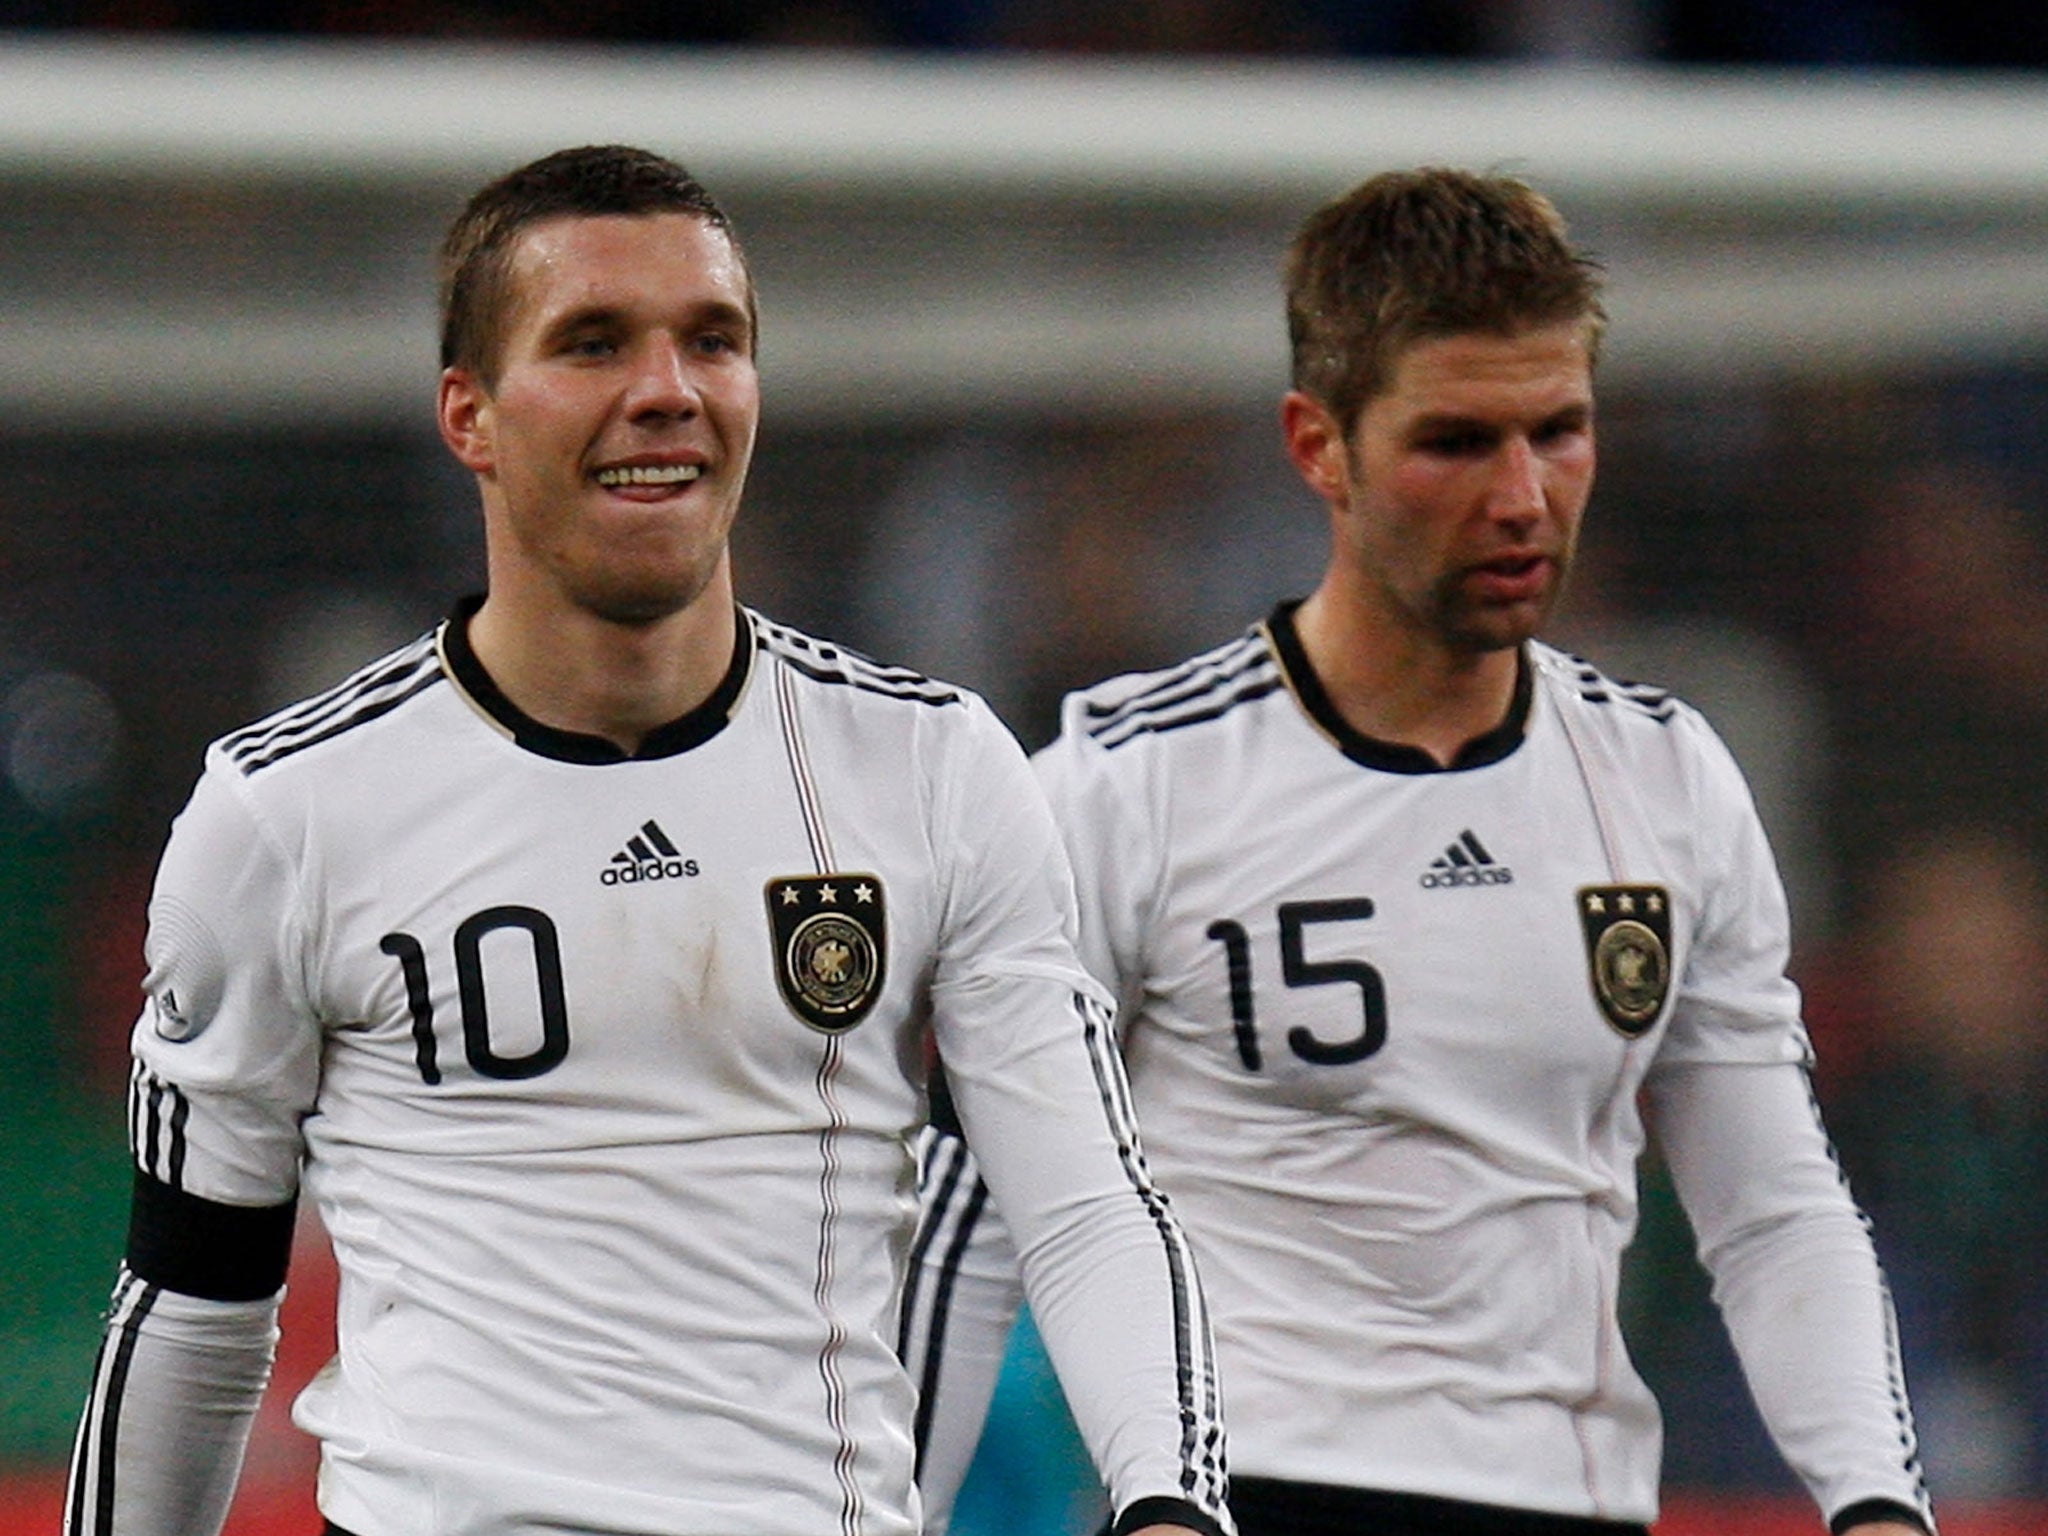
top-left (1286, 321), bottom-right (1596, 660)
top-left (437, 211), bottom-right (760, 629)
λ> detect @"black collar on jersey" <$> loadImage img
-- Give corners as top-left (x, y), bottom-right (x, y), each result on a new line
top-left (440, 593), bottom-right (753, 763)
top-left (1265, 598), bottom-right (1531, 774)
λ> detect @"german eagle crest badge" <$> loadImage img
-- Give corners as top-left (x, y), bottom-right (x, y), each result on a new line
top-left (1577, 884), bottom-right (1671, 1038)
top-left (766, 874), bottom-right (887, 1033)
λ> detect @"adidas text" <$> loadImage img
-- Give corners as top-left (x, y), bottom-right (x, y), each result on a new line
top-left (1418, 865), bottom-right (1514, 889)
top-left (601, 857), bottom-right (701, 886)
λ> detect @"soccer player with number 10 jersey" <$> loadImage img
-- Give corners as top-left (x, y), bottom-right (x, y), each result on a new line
top-left (64, 145), bottom-right (1230, 1536)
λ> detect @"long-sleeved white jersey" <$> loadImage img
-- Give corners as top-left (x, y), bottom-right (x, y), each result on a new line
top-left (905, 604), bottom-right (1932, 1534)
top-left (68, 601), bottom-right (1230, 1536)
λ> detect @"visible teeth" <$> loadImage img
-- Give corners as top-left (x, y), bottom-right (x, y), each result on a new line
top-left (596, 464), bottom-right (702, 486)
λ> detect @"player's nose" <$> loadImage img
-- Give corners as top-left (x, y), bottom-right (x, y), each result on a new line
top-left (623, 334), bottom-right (701, 419)
top-left (1488, 436), bottom-right (1546, 527)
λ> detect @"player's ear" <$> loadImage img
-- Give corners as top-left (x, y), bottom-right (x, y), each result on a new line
top-left (437, 367), bottom-right (496, 476)
top-left (1282, 390), bottom-right (1350, 507)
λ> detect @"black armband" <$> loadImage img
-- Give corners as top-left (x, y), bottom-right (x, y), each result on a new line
top-left (1830, 1499), bottom-right (1932, 1535)
top-left (125, 1169), bottom-right (297, 1301)
top-left (1112, 1497), bottom-right (1229, 1536)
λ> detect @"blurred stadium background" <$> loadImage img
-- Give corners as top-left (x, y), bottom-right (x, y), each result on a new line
top-left (5, 5), bottom-right (2048, 1532)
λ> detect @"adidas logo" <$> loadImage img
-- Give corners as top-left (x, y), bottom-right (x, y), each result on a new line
top-left (600, 819), bottom-right (701, 886)
top-left (1418, 830), bottom-right (1513, 889)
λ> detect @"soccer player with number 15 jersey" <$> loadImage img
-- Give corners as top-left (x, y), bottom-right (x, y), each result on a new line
top-left (905, 169), bottom-right (1935, 1536)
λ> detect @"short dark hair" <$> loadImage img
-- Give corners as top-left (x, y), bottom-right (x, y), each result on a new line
top-left (438, 144), bottom-right (750, 382)
top-left (1285, 167), bottom-right (1605, 431)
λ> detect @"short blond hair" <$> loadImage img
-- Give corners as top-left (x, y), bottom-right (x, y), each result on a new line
top-left (438, 144), bottom-right (751, 384)
top-left (1286, 167), bottom-right (1605, 430)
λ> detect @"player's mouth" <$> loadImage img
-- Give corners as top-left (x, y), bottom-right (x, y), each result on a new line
top-left (1467, 553), bottom-right (1554, 603)
top-left (593, 463), bottom-right (704, 489)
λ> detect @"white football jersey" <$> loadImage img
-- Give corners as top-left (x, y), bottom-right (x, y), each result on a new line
top-left (117, 603), bottom-right (1227, 1536)
top-left (1008, 604), bottom-right (1930, 1527)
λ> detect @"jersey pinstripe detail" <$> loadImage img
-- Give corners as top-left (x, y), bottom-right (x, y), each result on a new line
top-left (755, 616), bottom-right (962, 710)
top-left (129, 1064), bottom-right (191, 1190)
top-left (1084, 633), bottom-right (1284, 752)
top-left (900, 1130), bottom-right (990, 1472)
top-left (1571, 1195), bottom-right (1622, 1517)
top-left (814, 1030), bottom-right (863, 1536)
top-left (1550, 676), bottom-right (1631, 884)
top-left (66, 1267), bottom-right (160, 1536)
top-left (224, 636), bottom-right (445, 775)
top-left (773, 651), bottom-right (867, 1536)
top-left (775, 657), bottom-right (836, 874)
top-left (1075, 989), bottom-right (1229, 1514)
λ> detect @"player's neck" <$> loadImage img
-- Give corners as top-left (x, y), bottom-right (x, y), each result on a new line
top-left (1294, 585), bottom-right (1521, 768)
top-left (466, 576), bottom-right (738, 754)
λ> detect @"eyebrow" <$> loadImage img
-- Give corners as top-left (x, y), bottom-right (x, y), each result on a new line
top-left (538, 298), bottom-right (755, 347)
top-left (693, 300), bottom-right (755, 344)
top-left (540, 304), bottom-right (624, 338)
top-left (1408, 399), bottom-right (1592, 432)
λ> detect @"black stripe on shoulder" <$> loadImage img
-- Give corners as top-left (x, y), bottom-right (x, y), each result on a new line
top-left (225, 637), bottom-right (445, 774)
top-left (222, 635), bottom-right (438, 761)
top-left (125, 1170), bottom-right (297, 1302)
top-left (1563, 654), bottom-right (1676, 725)
top-left (1095, 672), bottom-right (1287, 750)
top-left (1085, 633), bottom-right (1281, 751)
top-left (754, 617), bottom-right (962, 708)
top-left (1082, 630), bottom-right (1268, 724)
top-left (235, 668), bottom-right (446, 775)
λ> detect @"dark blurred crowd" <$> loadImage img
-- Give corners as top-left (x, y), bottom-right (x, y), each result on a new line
top-left (5, 0), bottom-right (2048, 65)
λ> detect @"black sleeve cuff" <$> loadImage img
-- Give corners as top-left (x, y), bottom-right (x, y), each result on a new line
top-left (126, 1169), bottom-right (297, 1301)
top-left (1829, 1498), bottom-right (1932, 1535)
top-left (1112, 1496), bottom-right (1229, 1536)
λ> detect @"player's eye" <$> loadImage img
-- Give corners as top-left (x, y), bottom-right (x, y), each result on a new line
top-left (1533, 414), bottom-right (1592, 448)
top-left (1419, 428), bottom-right (1491, 457)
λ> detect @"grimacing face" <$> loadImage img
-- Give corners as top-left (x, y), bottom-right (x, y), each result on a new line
top-left (438, 212), bottom-right (762, 628)
top-left (1289, 321), bottom-right (1597, 657)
